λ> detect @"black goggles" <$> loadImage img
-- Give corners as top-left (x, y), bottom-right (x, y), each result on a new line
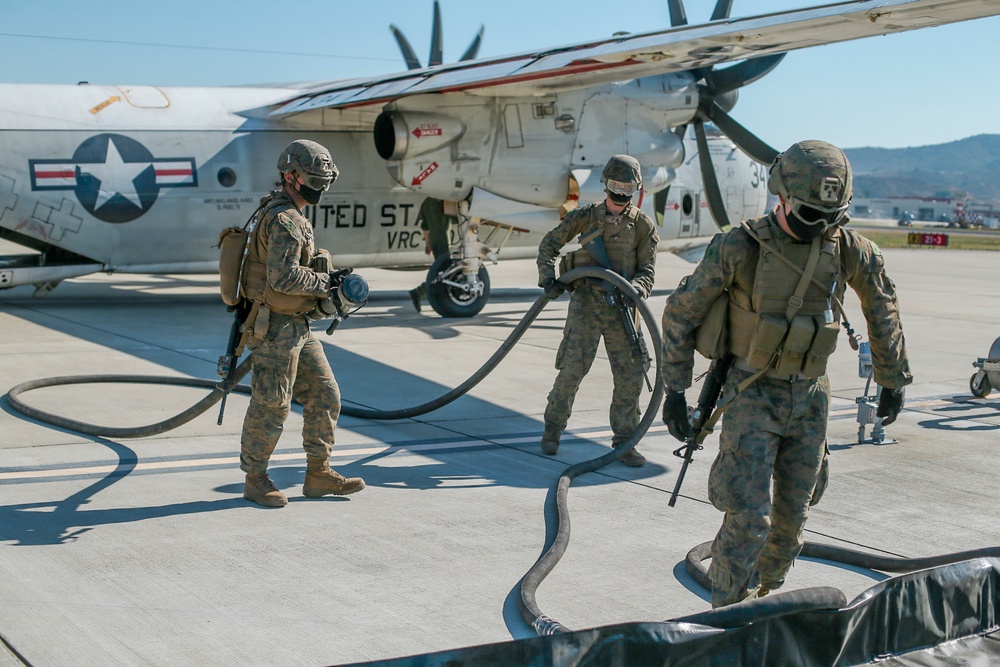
top-left (789, 197), bottom-right (849, 227)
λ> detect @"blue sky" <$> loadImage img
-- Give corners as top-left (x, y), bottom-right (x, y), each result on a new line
top-left (3, 0), bottom-right (999, 150)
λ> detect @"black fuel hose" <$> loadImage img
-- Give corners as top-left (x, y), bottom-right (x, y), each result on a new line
top-left (4, 266), bottom-right (643, 432)
top-left (517, 269), bottom-right (665, 636)
top-left (6, 357), bottom-right (254, 439)
top-left (6, 267), bottom-right (667, 635)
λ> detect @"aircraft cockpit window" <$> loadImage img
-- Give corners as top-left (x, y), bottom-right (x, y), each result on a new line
top-left (217, 168), bottom-right (237, 188)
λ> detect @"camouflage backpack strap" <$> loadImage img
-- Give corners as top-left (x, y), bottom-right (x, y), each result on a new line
top-left (252, 195), bottom-right (294, 240)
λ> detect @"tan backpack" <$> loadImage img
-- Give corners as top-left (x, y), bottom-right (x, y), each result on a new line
top-left (218, 225), bottom-right (250, 306)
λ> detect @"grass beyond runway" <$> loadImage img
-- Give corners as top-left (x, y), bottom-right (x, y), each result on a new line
top-left (852, 226), bottom-right (1000, 251)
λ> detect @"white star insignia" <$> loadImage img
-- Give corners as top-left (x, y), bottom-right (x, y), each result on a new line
top-left (81, 137), bottom-right (150, 210)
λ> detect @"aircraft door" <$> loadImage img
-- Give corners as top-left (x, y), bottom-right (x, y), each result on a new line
top-left (678, 189), bottom-right (700, 238)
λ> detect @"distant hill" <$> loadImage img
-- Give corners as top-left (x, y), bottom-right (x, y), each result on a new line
top-left (844, 134), bottom-right (1000, 202)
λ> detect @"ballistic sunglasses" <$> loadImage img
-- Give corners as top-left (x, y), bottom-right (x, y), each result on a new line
top-left (605, 179), bottom-right (639, 197)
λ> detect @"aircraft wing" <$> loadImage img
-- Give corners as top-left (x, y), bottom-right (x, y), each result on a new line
top-left (271, 0), bottom-right (1000, 116)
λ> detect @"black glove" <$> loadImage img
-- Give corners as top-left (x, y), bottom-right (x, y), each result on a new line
top-left (876, 387), bottom-right (905, 426)
top-left (663, 390), bottom-right (694, 442)
top-left (540, 277), bottom-right (565, 300)
top-left (329, 267), bottom-right (353, 287)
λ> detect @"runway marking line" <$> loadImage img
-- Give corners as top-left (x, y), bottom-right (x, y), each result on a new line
top-left (0, 425), bottom-right (672, 481)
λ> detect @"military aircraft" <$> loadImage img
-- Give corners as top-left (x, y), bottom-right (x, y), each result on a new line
top-left (1, 0), bottom-right (998, 316)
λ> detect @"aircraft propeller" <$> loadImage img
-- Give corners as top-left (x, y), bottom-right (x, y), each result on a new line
top-left (390, 0), bottom-right (484, 70)
top-left (669, 0), bottom-right (783, 231)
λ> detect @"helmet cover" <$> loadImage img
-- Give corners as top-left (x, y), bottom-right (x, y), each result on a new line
top-left (277, 139), bottom-right (339, 190)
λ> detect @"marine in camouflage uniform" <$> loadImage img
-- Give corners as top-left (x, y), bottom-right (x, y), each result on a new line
top-left (238, 139), bottom-right (364, 508)
top-left (660, 140), bottom-right (911, 606)
top-left (537, 155), bottom-right (659, 467)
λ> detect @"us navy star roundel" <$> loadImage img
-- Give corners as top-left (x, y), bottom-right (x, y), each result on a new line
top-left (29, 133), bottom-right (197, 223)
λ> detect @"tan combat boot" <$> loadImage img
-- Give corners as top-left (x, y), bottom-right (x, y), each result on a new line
top-left (303, 456), bottom-right (365, 497)
top-left (540, 425), bottom-right (561, 456)
top-left (613, 443), bottom-right (647, 467)
top-left (244, 472), bottom-right (288, 508)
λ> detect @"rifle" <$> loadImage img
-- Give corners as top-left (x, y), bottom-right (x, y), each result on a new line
top-left (604, 287), bottom-right (653, 392)
top-left (216, 302), bottom-right (249, 425)
top-left (668, 353), bottom-right (734, 507)
top-left (578, 228), bottom-right (653, 391)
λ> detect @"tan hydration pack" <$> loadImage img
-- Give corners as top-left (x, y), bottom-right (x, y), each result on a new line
top-left (216, 198), bottom-right (278, 307)
top-left (218, 225), bottom-right (250, 306)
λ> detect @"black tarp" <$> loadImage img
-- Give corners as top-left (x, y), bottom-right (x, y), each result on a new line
top-left (337, 558), bottom-right (1000, 667)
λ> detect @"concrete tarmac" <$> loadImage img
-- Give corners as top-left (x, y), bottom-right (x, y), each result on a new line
top-left (0, 245), bottom-right (998, 666)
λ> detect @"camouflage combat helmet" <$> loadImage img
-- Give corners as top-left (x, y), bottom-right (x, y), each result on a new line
top-left (768, 140), bottom-right (852, 226)
top-left (277, 139), bottom-right (339, 191)
top-left (601, 154), bottom-right (642, 196)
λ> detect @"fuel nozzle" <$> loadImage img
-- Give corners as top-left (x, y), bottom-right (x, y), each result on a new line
top-left (325, 273), bottom-right (370, 335)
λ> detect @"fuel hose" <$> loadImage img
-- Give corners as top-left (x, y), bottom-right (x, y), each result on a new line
top-left (5, 267), bottom-right (634, 433)
top-left (6, 267), bottom-right (667, 635)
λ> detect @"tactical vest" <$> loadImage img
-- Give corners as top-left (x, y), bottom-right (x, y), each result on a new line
top-left (728, 217), bottom-right (843, 378)
top-left (559, 203), bottom-right (641, 279)
top-left (240, 194), bottom-right (319, 316)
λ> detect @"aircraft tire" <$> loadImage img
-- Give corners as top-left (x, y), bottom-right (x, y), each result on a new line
top-left (425, 254), bottom-right (490, 318)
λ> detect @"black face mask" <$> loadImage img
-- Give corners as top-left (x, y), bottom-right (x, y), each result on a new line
top-left (608, 192), bottom-right (632, 207)
top-left (785, 210), bottom-right (828, 241)
top-left (299, 184), bottom-right (325, 206)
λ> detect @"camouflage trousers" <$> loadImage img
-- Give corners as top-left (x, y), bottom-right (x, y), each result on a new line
top-left (240, 313), bottom-right (341, 475)
top-left (544, 286), bottom-right (643, 445)
top-left (707, 368), bottom-right (829, 608)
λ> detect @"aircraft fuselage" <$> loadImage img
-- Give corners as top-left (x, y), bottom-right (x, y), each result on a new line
top-left (0, 79), bottom-right (767, 289)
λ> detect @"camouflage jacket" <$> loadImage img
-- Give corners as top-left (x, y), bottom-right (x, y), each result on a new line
top-left (661, 211), bottom-right (912, 390)
top-left (257, 191), bottom-right (333, 297)
top-left (536, 200), bottom-right (658, 297)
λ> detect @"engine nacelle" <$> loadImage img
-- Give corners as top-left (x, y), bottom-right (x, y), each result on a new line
top-left (374, 110), bottom-right (467, 160)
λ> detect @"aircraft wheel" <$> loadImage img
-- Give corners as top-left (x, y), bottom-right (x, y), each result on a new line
top-left (970, 372), bottom-right (992, 398)
top-left (425, 254), bottom-right (490, 318)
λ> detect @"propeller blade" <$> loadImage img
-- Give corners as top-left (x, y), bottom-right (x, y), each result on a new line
top-left (460, 26), bottom-right (484, 62)
top-left (389, 25), bottom-right (422, 70)
top-left (703, 102), bottom-right (779, 166)
top-left (706, 53), bottom-right (787, 95)
top-left (667, 0), bottom-right (688, 27)
top-left (694, 121), bottom-right (732, 232)
top-left (710, 0), bottom-right (733, 21)
top-left (429, 0), bottom-right (443, 67)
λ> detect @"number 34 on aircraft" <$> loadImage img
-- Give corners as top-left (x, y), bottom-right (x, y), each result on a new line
top-left (1, 0), bottom-right (998, 316)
